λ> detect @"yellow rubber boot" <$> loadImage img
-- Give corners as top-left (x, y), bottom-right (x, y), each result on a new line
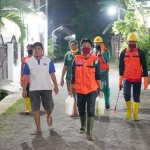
top-left (133, 102), bottom-right (140, 121)
top-left (125, 100), bottom-right (132, 119)
top-left (24, 98), bottom-right (31, 114)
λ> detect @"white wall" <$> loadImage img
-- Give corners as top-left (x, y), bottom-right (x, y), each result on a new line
top-left (7, 43), bottom-right (21, 83)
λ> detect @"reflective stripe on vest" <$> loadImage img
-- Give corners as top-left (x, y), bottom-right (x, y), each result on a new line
top-left (73, 54), bottom-right (98, 94)
top-left (123, 48), bottom-right (142, 79)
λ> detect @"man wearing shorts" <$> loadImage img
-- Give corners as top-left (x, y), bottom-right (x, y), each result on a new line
top-left (22, 42), bottom-right (59, 135)
top-left (61, 39), bottom-right (80, 117)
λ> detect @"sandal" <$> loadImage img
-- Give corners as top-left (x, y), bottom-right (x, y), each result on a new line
top-left (47, 117), bottom-right (53, 126)
top-left (31, 130), bottom-right (41, 135)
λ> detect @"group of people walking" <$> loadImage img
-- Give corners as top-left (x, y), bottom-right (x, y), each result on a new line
top-left (21, 33), bottom-right (148, 140)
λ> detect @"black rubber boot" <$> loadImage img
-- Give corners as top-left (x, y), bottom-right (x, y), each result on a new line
top-left (79, 115), bottom-right (86, 134)
top-left (87, 117), bottom-right (94, 140)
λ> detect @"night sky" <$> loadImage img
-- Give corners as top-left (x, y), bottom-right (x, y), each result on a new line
top-left (48, 0), bottom-right (76, 34)
top-left (48, 0), bottom-right (116, 35)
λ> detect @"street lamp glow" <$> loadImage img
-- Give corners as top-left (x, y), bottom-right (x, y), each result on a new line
top-left (51, 26), bottom-right (63, 54)
top-left (108, 6), bottom-right (117, 16)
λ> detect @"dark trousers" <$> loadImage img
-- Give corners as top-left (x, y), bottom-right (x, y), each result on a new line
top-left (77, 91), bottom-right (97, 117)
top-left (123, 79), bottom-right (141, 102)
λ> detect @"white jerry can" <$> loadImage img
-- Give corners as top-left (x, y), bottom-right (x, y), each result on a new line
top-left (95, 96), bottom-right (105, 116)
top-left (65, 96), bottom-right (74, 115)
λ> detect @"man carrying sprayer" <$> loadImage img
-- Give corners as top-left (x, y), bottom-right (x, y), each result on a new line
top-left (93, 36), bottom-right (110, 109)
top-left (20, 44), bottom-right (33, 114)
top-left (119, 33), bottom-right (148, 121)
top-left (61, 40), bottom-right (81, 117)
top-left (70, 38), bottom-right (103, 140)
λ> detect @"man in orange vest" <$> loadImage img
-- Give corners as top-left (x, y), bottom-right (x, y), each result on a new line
top-left (70, 38), bottom-right (103, 141)
top-left (20, 44), bottom-right (33, 114)
top-left (93, 36), bottom-right (110, 109)
top-left (119, 33), bottom-right (148, 121)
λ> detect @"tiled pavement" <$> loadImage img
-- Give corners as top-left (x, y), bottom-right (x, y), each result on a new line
top-left (0, 63), bottom-right (150, 150)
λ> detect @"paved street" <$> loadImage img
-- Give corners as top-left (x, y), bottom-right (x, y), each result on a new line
top-left (0, 62), bottom-right (150, 150)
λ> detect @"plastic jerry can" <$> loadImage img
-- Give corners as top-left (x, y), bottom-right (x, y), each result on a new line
top-left (95, 96), bottom-right (105, 116)
top-left (65, 96), bottom-right (74, 115)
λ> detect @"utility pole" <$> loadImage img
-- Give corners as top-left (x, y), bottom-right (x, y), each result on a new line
top-left (45, 0), bottom-right (48, 55)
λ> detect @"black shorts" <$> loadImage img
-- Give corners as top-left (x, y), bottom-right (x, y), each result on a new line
top-left (29, 90), bottom-right (54, 111)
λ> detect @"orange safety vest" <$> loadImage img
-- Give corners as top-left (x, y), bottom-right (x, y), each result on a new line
top-left (20, 56), bottom-right (30, 87)
top-left (93, 52), bottom-right (109, 70)
top-left (123, 48), bottom-right (142, 79)
top-left (73, 54), bottom-right (98, 94)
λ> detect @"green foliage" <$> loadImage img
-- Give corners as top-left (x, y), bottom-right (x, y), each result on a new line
top-left (112, 11), bottom-right (139, 38)
top-left (0, 0), bottom-right (32, 44)
top-left (48, 38), bottom-right (59, 60)
top-left (138, 34), bottom-right (150, 70)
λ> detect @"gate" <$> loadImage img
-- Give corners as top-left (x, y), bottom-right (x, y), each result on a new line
top-left (0, 34), bottom-right (7, 80)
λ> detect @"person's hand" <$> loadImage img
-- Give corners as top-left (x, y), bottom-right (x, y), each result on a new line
top-left (96, 45), bottom-right (101, 51)
top-left (54, 86), bottom-right (59, 94)
top-left (144, 77), bottom-right (148, 90)
top-left (60, 78), bottom-right (64, 86)
top-left (22, 89), bottom-right (27, 98)
top-left (99, 91), bottom-right (103, 98)
top-left (119, 76), bottom-right (123, 90)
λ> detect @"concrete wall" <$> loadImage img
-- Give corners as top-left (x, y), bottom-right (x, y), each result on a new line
top-left (7, 43), bottom-right (21, 83)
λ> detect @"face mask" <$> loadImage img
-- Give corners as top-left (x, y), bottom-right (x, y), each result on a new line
top-left (27, 49), bottom-right (33, 55)
top-left (128, 43), bottom-right (136, 49)
top-left (82, 47), bottom-right (91, 55)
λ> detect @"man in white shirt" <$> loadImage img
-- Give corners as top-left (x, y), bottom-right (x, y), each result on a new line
top-left (22, 42), bottom-right (59, 135)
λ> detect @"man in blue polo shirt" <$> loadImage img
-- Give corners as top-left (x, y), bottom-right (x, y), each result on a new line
top-left (22, 42), bottom-right (59, 135)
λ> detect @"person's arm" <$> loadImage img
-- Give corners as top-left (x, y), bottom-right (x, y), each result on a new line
top-left (140, 50), bottom-right (148, 90)
top-left (69, 59), bottom-right (75, 96)
top-left (61, 65), bottom-right (68, 86)
top-left (95, 60), bottom-right (103, 97)
top-left (140, 50), bottom-right (148, 77)
top-left (71, 60), bottom-right (76, 84)
top-left (119, 50), bottom-right (125, 90)
top-left (101, 49), bottom-right (110, 63)
top-left (22, 63), bottom-right (30, 98)
top-left (49, 60), bottom-right (59, 94)
top-left (119, 51), bottom-right (125, 76)
top-left (60, 54), bottom-right (68, 86)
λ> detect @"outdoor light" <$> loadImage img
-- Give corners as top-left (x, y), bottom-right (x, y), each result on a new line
top-left (108, 6), bottom-right (117, 16)
top-left (72, 34), bottom-right (76, 39)
top-left (51, 26), bottom-right (64, 54)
